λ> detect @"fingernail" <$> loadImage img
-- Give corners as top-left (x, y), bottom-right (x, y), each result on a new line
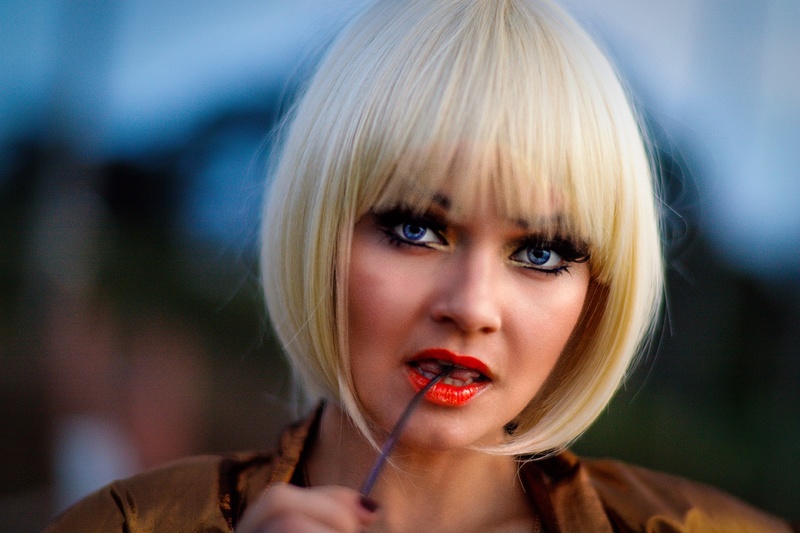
top-left (360, 495), bottom-right (379, 513)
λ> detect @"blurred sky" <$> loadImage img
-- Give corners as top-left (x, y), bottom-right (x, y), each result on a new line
top-left (2, 0), bottom-right (799, 278)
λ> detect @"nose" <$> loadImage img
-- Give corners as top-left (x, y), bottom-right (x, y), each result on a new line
top-left (429, 246), bottom-right (502, 334)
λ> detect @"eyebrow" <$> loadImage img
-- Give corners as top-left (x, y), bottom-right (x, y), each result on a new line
top-left (431, 193), bottom-right (451, 210)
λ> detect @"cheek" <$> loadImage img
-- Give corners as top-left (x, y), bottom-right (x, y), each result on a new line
top-left (549, 278), bottom-right (590, 352)
top-left (556, 281), bottom-right (590, 338)
top-left (348, 250), bottom-right (396, 339)
top-left (346, 241), bottom-right (417, 361)
top-left (545, 266), bottom-right (591, 330)
top-left (347, 263), bottom-right (377, 335)
top-left (513, 271), bottom-right (591, 383)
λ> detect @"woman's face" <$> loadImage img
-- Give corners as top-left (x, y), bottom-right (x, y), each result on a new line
top-left (347, 189), bottom-right (591, 450)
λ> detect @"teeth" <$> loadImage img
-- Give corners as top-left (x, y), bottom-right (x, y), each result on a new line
top-left (412, 362), bottom-right (480, 386)
top-left (441, 376), bottom-right (474, 386)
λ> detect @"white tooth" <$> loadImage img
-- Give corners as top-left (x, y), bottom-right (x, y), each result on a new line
top-left (421, 370), bottom-right (436, 379)
top-left (464, 378), bottom-right (474, 385)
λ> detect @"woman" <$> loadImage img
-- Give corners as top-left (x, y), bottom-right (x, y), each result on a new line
top-left (47, 0), bottom-right (793, 531)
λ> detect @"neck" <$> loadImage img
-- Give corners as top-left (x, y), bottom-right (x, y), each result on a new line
top-left (305, 403), bottom-right (534, 533)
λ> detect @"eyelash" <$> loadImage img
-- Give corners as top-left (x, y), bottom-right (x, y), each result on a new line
top-left (374, 209), bottom-right (446, 248)
top-left (373, 208), bottom-right (589, 276)
top-left (511, 237), bottom-right (589, 276)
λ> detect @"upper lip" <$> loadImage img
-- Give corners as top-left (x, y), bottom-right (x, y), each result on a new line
top-left (407, 348), bottom-right (494, 380)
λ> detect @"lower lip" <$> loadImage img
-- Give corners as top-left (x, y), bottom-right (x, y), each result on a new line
top-left (407, 367), bottom-right (488, 406)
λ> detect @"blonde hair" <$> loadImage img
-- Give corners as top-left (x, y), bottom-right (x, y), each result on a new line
top-left (261, 0), bottom-right (663, 454)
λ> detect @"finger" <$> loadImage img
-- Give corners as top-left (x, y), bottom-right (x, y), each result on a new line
top-left (236, 483), bottom-right (378, 533)
top-left (247, 513), bottom-right (344, 533)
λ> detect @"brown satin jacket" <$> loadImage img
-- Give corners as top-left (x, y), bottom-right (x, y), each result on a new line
top-left (46, 408), bottom-right (795, 532)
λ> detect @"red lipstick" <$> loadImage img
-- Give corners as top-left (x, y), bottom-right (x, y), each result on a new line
top-left (406, 348), bottom-right (491, 406)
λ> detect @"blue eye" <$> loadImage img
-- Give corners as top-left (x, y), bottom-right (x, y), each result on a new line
top-left (400, 223), bottom-right (429, 241)
top-left (527, 248), bottom-right (552, 265)
top-left (390, 222), bottom-right (445, 246)
top-left (374, 208), bottom-right (448, 248)
top-left (511, 245), bottom-right (564, 271)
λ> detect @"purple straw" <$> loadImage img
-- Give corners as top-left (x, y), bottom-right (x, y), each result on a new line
top-left (360, 365), bottom-right (452, 496)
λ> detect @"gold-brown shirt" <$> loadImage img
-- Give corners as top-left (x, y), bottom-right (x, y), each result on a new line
top-left (45, 410), bottom-right (795, 532)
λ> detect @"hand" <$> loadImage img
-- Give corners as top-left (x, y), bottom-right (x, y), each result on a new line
top-left (236, 483), bottom-right (380, 533)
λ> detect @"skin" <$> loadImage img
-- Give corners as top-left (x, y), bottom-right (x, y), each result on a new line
top-left (238, 189), bottom-right (591, 533)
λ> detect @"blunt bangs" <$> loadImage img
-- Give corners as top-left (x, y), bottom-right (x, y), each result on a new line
top-left (319, 0), bottom-right (642, 284)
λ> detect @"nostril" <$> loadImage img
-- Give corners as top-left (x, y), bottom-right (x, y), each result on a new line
top-left (430, 297), bottom-right (502, 334)
top-left (428, 252), bottom-right (502, 333)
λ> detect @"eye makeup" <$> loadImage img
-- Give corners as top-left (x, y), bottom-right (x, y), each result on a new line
top-left (371, 205), bottom-right (590, 274)
top-left (509, 235), bottom-right (590, 275)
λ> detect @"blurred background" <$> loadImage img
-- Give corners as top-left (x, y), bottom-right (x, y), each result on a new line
top-left (1, 0), bottom-right (798, 530)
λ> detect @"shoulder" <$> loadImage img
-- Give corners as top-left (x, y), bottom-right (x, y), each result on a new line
top-left (45, 451), bottom-right (278, 533)
top-left (530, 451), bottom-right (794, 532)
top-left (45, 408), bottom-right (320, 532)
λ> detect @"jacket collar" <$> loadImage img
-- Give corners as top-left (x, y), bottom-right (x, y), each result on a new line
top-left (267, 403), bottom-right (613, 532)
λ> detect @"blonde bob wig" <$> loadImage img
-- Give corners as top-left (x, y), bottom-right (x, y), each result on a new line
top-left (261, 0), bottom-right (663, 455)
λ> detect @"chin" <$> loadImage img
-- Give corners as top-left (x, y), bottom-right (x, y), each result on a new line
top-left (394, 414), bottom-right (507, 453)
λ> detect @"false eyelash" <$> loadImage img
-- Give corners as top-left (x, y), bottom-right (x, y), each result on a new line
top-left (373, 207), bottom-right (448, 248)
top-left (516, 235), bottom-right (590, 264)
top-left (522, 264), bottom-right (566, 277)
